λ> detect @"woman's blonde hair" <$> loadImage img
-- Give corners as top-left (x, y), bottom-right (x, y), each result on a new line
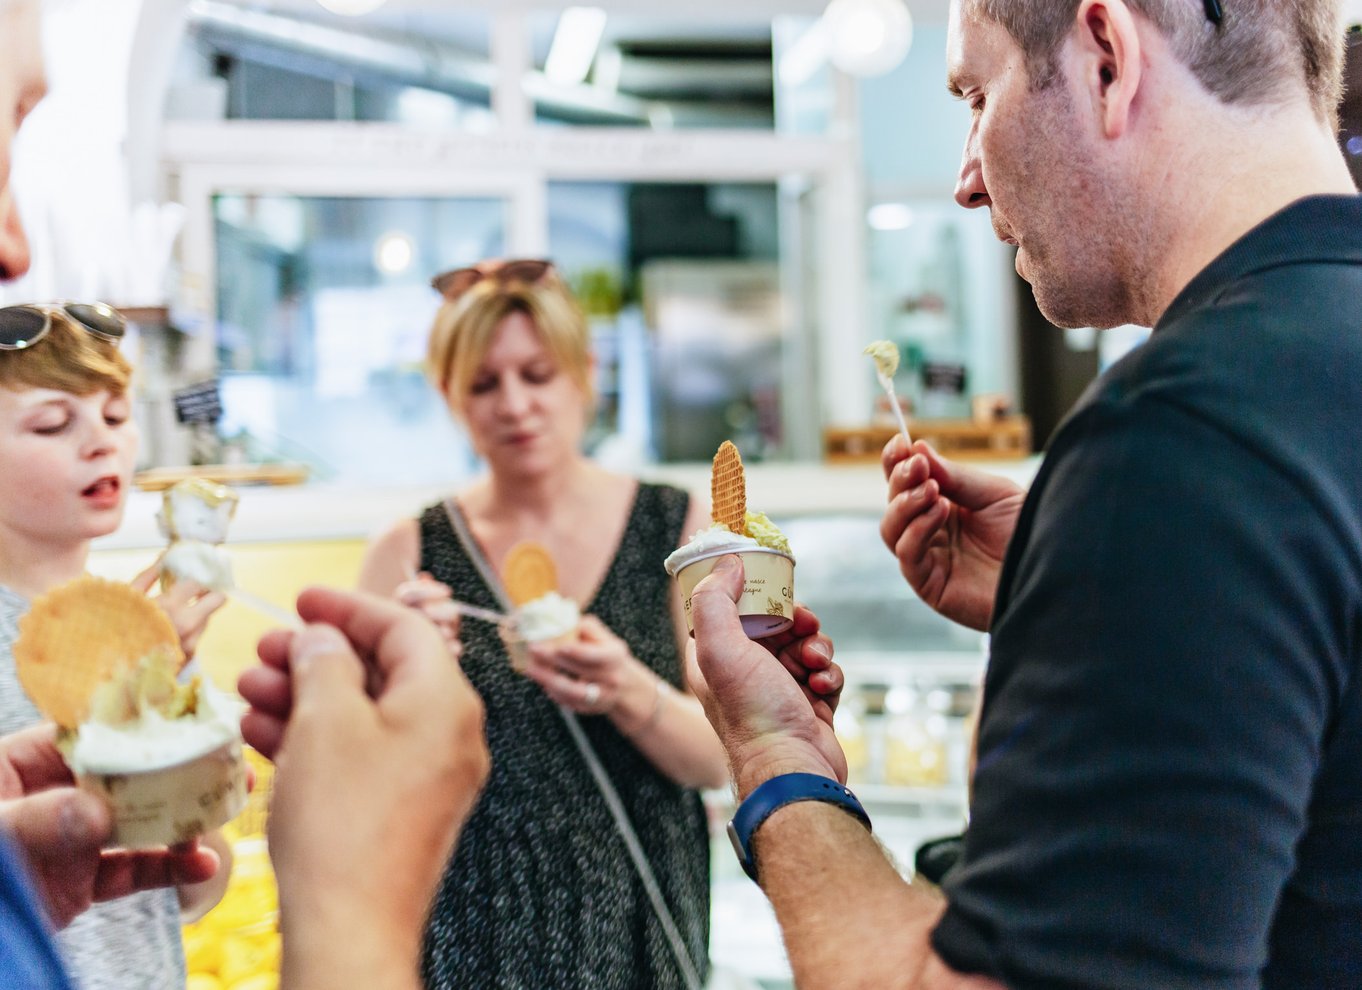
top-left (0, 310), bottom-right (132, 395)
top-left (426, 277), bottom-right (594, 411)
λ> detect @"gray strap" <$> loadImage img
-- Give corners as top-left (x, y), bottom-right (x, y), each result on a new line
top-left (442, 498), bottom-right (704, 990)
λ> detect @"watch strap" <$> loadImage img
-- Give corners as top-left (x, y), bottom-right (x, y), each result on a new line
top-left (727, 772), bottom-right (871, 882)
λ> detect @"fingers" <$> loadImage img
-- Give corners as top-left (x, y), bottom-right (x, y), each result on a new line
top-left (0, 723), bottom-right (73, 795)
top-left (129, 557), bottom-right (162, 593)
top-left (294, 586), bottom-right (466, 718)
top-left (287, 623), bottom-right (368, 713)
top-left (93, 844), bottom-right (221, 903)
top-left (523, 662), bottom-right (608, 712)
top-left (395, 577), bottom-right (453, 609)
top-left (0, 787), bottom-right (111, 865)
top-left (689, 556), bottom-right (747, 649)
top-left (240, 710), bottom-right (285, 761)
top-left (238, 665), bottom-right (291, 719)
top-left (257, 628), bottom-right (294, 671)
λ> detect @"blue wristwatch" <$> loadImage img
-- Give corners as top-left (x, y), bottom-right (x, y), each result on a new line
top-left (727, 772), bottom-right (872, 882)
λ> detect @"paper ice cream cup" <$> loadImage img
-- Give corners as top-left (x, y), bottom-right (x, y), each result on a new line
top-left (500, 624), bottom-right (580, 674)
top-left (77, 738), bottom-right (248, 849)
top-left (676, 547), bottom-right (795, 639)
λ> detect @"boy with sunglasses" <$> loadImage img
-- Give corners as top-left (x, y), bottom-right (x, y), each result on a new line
top-left (0, 301), bottom-right (238, 988)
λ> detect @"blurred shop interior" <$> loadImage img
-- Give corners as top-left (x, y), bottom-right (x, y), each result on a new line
top-left (14, 1), bottom-right (1362, 987)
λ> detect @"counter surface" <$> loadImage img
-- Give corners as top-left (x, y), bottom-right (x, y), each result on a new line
top-left (102, 458), bottom-right (1042, 550)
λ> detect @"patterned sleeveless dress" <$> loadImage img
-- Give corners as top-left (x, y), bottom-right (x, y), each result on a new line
top-left (417, 482), bottom-right (711, 990)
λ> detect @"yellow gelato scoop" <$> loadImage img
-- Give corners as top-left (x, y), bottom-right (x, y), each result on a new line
top-left (864, 340), bottom-right (900, 378)
top-left (863, 339), bottom-right (912, 446)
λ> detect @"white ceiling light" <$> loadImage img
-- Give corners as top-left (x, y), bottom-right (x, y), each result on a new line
top-left (824, 0), bottom-right (913, 77)
top-left (315, 0), bottom-right (389, 15)
top-left (374, 231), bottom-right (415, 275)
top-left (867, 202), bottom-right (915, 230)
top-left (545, 7), bottom-right (609, 87)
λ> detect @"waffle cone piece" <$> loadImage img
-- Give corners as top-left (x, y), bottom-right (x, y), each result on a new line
top-left (14, 576), bottom-right (183, 728)
top-left (503, 542), bottom-right (559, 607)
top-left (711, 440), bottom-right (747, 536)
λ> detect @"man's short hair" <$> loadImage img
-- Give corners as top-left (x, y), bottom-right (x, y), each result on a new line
top-left (968, 0), bottom-right (1345, 126)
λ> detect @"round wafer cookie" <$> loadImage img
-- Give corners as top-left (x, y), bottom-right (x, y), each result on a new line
top-left (14, 576), bottom-right (183, 728)
top-left (711, 440), bottom-right (747, 535)
top-left (503, 541), bottom-right (559, 606)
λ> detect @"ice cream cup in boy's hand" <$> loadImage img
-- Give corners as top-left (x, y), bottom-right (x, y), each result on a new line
top-left (500, 541), bottom-right (581, 673)
top-left (13, 576), bottom-right (247, 849)
top-left (157, 478), bottom-right (240, 593)
top-left (664, 440), bottom-right (796, 639)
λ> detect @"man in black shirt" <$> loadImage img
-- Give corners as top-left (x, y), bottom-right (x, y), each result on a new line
top-left (689, 1), bottom-right (1362, 988)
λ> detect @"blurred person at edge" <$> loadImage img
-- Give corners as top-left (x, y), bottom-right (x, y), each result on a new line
top-left (358, 261), bottom-right (748, 988)
top-left (0, 2), bottom-right (226, 986)
top-left (688, 1), bottom-right (1362, 989)
top-left (0, 7), bottom-right (489, 990)
top-left (0, 306), bottom-right (239, 990)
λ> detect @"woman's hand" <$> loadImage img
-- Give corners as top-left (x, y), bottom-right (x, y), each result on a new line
top-left (131, 559), bottom-right (226, 658)
top-left (393, 573), bottom-right (462, 659)
top-left (521, 615), bottom-right (643, 716)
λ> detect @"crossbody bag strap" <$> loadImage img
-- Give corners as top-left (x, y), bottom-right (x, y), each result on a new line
top-left (441, 498), bottom-right (704, 990)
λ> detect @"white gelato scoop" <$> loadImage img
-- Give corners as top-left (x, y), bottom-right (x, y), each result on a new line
top-left (163, 540), bottom-right (234, 592)
top-left (514, 591), bottom-right (581, 642)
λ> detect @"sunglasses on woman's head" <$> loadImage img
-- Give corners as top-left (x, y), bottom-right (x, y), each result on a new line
top-left (0, 302), bottom-right (126, 351)
top-left (430, 259), bottom-right (556, 301)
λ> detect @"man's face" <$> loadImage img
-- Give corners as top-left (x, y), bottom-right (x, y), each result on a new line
top-left (947, 2), bottom-right (1142, 329)
top-left (0, 0), bottom-right (47, 281)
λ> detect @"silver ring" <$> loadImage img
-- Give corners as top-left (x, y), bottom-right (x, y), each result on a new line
top-left (583, 682), bottom-right (601, 707)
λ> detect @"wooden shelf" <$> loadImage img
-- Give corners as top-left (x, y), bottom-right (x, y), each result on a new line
top-left (824, 415), bottom-right (1032, 464)
top-left (133, 463), bottom-right (310, 492)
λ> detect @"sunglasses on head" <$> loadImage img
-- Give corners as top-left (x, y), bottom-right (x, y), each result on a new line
top-left (431, 259), bottom-right (556, 301)
top-left (0, 302), bottom-right (126, 351)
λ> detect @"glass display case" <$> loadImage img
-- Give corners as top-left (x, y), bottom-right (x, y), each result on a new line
top-left (709, 511), bottom-right (986, 989)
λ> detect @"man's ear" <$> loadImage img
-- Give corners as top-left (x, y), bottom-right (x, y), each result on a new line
top-left (1075, 0), bottom-right (1143, 138)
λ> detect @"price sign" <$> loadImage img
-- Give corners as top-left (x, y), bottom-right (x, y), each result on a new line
top-left (172, 380), bottom-right (223, 425)
top-left (922, 362), bottom-right (968, 395)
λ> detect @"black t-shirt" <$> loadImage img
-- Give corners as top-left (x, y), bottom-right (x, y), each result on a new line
top-left (932, 195), bottom-right (1362, 990)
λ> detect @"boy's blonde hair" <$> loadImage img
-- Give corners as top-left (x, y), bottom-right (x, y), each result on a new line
top-left (0, 310), bottom-right (132, 395)
top-left (427, 278), bottom-right (594, 411)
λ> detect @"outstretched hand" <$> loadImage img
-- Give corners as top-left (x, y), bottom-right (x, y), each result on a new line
top-left (0, 724), bottom-right (219, 928)
top-left (687, 555), bottom-right (846, 795)
top-left (131, 558), bottom-right (227, 658)
top-left (239, 588), bottom-right (488, 982)
top-left (880, 436), bottom-right (1026, 632)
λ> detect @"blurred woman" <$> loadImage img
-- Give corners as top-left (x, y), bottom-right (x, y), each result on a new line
top-left (357, 260), bottom-right (728, 989)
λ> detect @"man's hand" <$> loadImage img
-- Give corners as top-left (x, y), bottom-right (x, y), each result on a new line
top-left (239, 588), bottom-right (488, 988)
top-left (880, 436), bottom-right (1026, 632)
top-left (0, 725), bottom-right (219, 928)
top-left (688, 556), bottom-right (845, 797)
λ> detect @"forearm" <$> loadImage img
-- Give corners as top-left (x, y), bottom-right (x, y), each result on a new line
top-left (612, 675), bottom-right (729, 789)
top-left (738, 763), bottom-right (1001, 990)
top-left (279, 899), bottom-right (423, 990)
